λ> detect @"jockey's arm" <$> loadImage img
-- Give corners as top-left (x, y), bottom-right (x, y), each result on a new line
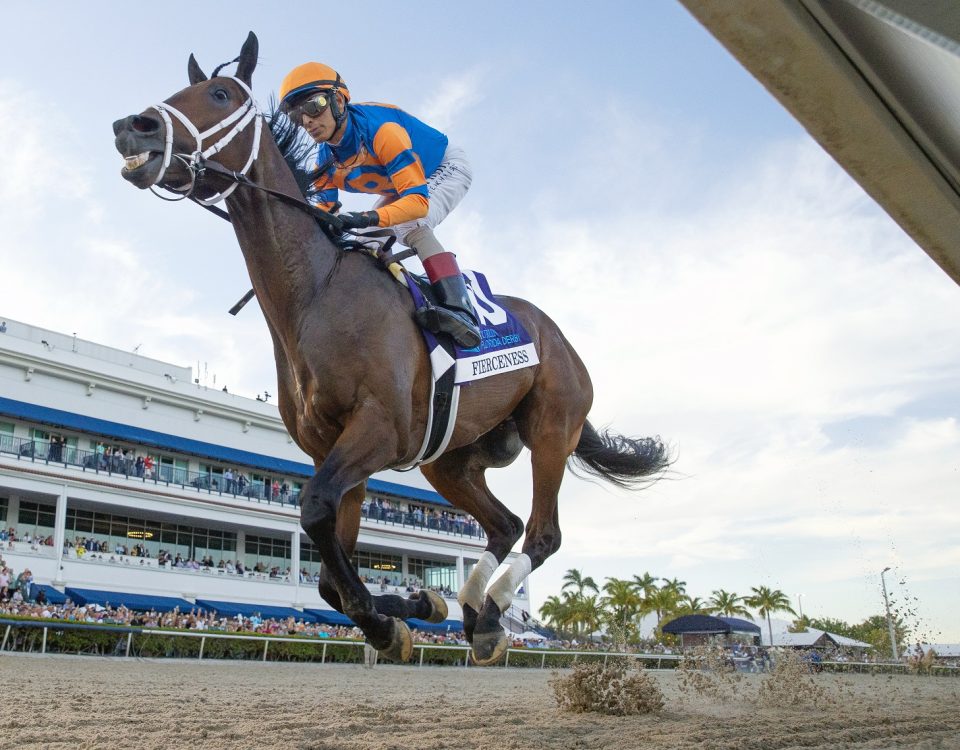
top-left (311, 149), bottom-right (340, 212)
top-left (370, 122), bottom-right (429, 227)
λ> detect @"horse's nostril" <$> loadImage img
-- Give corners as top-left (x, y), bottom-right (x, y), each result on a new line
top-left (131, 115), bottom-right (158, 133)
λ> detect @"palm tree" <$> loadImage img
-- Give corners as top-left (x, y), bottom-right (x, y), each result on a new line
top-left (572, 594), bottom-right (603, 639)
top-left (709, 589), bottom-right (751, 617)
top-left (660, 577), bottom-right (687, 596)
top-left (562, 568), bottom-right (599, 598)
top-left (631, 572), bottom-right (659, 599)
top-left (646, 585), bottom-right (683, 629)
top-left (746, 586), bottom-right (797, 646)
top-left (601, 577), bottom-right (643, 640)
top-left (678, 595), bottom-right (710, 614)
top-left (539, 594), bottom-right (574, 635)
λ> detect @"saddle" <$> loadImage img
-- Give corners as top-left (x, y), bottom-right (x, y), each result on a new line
top-left (352, 236), bottom-right (539, 469)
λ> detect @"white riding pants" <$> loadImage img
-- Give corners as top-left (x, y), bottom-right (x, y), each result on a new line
top-left (375, 144), bottom-right (472, 257)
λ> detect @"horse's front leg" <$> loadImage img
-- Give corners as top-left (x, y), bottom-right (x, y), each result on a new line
top-left (318, 483), bottom-right (449, 626)
top-left (300, 420), bottom-right (413, 662)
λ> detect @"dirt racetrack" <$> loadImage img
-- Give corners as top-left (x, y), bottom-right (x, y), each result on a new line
top-left (1, 654), bottom-right (958, 749)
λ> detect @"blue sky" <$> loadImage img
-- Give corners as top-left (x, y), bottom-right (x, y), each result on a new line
top-left (2, 2), bottom-right (958, 641)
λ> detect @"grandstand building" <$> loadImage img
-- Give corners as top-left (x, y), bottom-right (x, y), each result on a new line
top-left (0, 317), bottom-right (530, 628)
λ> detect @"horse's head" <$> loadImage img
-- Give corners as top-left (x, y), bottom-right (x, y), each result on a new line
top-left (112, 32), bottom-right (261, 201)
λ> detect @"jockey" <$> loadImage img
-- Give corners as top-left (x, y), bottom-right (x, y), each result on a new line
top-left (278, 62), bottom-right (481, 348)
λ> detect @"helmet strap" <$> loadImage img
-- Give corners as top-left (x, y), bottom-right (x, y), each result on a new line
top-left (330, 92), bottom-right (348, 133)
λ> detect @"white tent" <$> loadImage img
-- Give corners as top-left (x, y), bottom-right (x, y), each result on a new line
top-left (513, 630), bottom-right (546, 641)
top-left (775, 628), bottom-right (871, 649)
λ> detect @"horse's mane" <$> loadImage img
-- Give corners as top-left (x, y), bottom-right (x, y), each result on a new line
top-left (264, 100), bottom-right (393, 285)
top-left (266, 99), bottom-right (321, 203)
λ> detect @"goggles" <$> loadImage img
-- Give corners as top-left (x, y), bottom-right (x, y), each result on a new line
top-left (281, 91), bottom-right (333, 120)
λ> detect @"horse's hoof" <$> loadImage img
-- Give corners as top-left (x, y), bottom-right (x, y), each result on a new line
top-left (418, 589), bottom-right (448, 624)
top-left (377, 618), bottom-right (413, 663)
top-left (462, 604), bottom-right (478, 642)
top-left (471, 630), bottom-right (508, 666)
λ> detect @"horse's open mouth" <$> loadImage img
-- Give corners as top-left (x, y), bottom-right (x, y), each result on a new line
top-left (119, 151), bottom-right (164, 187)
top-left (123, 152), bottom-right (153, 171)
top-left (122, 151), bottom-right (162, 174)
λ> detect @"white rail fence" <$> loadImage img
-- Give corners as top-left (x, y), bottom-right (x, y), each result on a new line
top-left (1, 620), bottom-right (957, 675)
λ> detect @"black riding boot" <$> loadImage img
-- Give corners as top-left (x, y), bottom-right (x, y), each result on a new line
top-left (417, 274), bottom-right (482, 348)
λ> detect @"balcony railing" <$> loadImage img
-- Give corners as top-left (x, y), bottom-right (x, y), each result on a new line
top-left (360, 504), bottom-right (485, 540)
top-left (0, 433), bottom-right (301, 505)
top-left (0, 435), bottom-right (485, 540)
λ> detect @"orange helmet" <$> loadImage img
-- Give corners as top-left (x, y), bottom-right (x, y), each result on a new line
top-left (279, 62), bottom-right (350, 107)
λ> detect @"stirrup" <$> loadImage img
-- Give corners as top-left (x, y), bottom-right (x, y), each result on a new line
top-left (416, 304), bottom-right (481, 348)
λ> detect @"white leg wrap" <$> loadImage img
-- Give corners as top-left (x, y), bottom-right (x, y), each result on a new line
top-left (458, 551), bottom-right (498, 611)
top-left (487, 554), bottom-right (532, 614)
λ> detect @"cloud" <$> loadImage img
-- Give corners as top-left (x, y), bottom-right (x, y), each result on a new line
top-left (450, 106), bottom-right (960, 636)
top-left (418, 66), bottom-right (488, 131)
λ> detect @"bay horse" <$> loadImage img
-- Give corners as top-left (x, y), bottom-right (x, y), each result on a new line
top-left (112, 32), bottom-right (669, 664)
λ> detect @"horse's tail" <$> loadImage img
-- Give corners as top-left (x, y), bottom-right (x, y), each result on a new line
top-left (568, 420), bottom-right (670, 489)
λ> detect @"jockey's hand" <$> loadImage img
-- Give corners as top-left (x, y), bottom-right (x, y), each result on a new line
top-left (339, 211), bottom-right (380, 230)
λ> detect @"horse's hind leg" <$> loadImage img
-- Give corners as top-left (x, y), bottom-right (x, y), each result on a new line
top-left (473, 354), bottom-right (592, 663)
top-left (420, 423), bottom-right (525, 654)
top-left (470, 429), bottom-right (575, 663)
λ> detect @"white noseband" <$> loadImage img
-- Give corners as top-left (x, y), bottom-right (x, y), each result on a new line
top-left (148, 76), bottom-right (263, 205)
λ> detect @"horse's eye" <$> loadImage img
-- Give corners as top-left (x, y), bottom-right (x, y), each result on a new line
top-left (212, 88), bottom-right (229, 102)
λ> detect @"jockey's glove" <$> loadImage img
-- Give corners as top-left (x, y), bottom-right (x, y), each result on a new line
top-left (339, 211), bottom-right (380, 230)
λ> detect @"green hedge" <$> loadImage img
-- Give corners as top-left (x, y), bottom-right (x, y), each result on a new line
top-left (0, 617), bottom-right (683, 668)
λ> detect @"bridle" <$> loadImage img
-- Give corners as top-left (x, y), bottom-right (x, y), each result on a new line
top-left (146, 75), bottom-right (262, 206)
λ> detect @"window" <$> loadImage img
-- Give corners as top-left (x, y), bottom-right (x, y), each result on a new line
top-left (68, 508), bottom-right (94, 534)
top-left (300, 540), bottom-right (324, 577)
top-left (0, 497), bottom-right (7, 523)
top-left (249, 473), bottom-right (266, 499)
top-left (64, 509), bottom-right (235, 561)
top-left (158, 455), bottom-right (189, 484)
top-left (408, 556), bottom-right (458, 593)
top-left (244, 534), bottom-right (291, 573)
top-left (18, 500), bottom-right (57, 537)
top-left (200, 463), bottom-right (224, 491)
top-left (353, 550), bottom-right (403, 585)
top-left (0, 422), bottom-right (14, 454)
top-left (30, 428), bottom-right (50, 459)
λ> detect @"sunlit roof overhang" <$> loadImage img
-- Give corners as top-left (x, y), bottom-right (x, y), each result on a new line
top-left (679, 0), bottom-right (960, 286)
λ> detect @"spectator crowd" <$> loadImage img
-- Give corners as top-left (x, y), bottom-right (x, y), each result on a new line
top-left (0, 596), bottom-right (468, 646)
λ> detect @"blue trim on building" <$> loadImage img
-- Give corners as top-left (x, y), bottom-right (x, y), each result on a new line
top-left (195, 599), bottom-right (317, 622)
top-left (34, 584), bottom-right (68, 604)
top-left (303, 609), bottom-right (463, 633)
top-left (405, 617), bottom-right (465, 633)
top-left (64, 587), bottom-right (194, 613)
top-left (0, 396), bottom-right (449, 506)
top-left (305, 608), bottom-right (355, 626)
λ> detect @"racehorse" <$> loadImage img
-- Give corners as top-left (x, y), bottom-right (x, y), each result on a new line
top-left (112, 32), bottom-right (669, 665)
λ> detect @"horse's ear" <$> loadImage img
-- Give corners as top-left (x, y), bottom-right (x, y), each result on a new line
top-left (188, 54), bottom-right (208, 85)
top-left (236, 32), bottom-right (259, 85)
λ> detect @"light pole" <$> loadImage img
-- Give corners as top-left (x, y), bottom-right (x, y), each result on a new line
top-left (796, 593), bottom-right (804, 620)
top-left (880, 567), bottom-right (899, 661)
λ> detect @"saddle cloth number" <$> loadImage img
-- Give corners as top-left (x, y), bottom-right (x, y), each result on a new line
top-left (464, 270), bottom-right (507, 326)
